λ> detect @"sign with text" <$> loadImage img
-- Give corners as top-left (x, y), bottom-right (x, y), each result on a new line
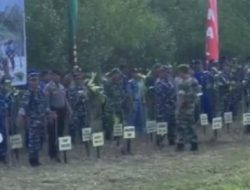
top-left (200, 114), bottom-right (209, 126)
top-left (113, 124), bottom-right (123, 137)
top-left (243, 113), bottom-right (250, 125)
top-left (146, 121), bottom-right (157, 134)
top-left (123, 126), bottom-right (136, 139)
top-left (212, 117), bottom-right (222, 130)
top-left (92, 132), bottom-right (104, 147)
top-left (157, 122), bottom-right (168, 136)
top-left (59, 136), bottom-right (72, 151)
top-left (224, 112), bottom-right (233, 124)
top-left (10, 134), bottom-right (23, 149)
top-left (82, 128), bottom-right (92, 142)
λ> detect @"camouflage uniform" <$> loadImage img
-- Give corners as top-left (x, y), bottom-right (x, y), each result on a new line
top-left (145, 64), bottom-right (161, 120)
top-left (68, 83), bottom-right (89, 143)
top-left (0, 91), bottom-right (8, 161)
top-left (243, 69), bottom-right (250, 112)
top-left (176, 75), bottom-right (201, 149)
top-left (19, 82), bottom-right (49, 164)
top-left (155, 77), bottom-right (176, 144)
top-left (230, 65), bottom-right (244, 118)
top-left (0, 78), bottom-right (19, 162)
top-left (214, 70), bottom-right (232, 116)
top-left (103, 69), bottom-right (126, 139)
top-left (243, 68), bottom-right (250, 133)
top-left (145, 75), bottom-right (156, 120)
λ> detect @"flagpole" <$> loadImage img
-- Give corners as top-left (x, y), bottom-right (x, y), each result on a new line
top-left (68, 0), bottom-right (79, 66)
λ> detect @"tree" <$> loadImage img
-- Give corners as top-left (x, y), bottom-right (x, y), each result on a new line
top-left (77, 0), bottom-right (176, 71)
top-left (25, 0), bottom-right (250, 70)
top-left (26, 0), bottom-right (67, 70)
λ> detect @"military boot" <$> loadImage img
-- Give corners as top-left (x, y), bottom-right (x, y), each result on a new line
top-left (190, 142), bottom-right (199, 151)
top-left (176, 143), bottom-right (184, 152)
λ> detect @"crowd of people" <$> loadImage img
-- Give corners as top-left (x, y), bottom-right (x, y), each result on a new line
top-left (0, 57), bottom-right (250, 167)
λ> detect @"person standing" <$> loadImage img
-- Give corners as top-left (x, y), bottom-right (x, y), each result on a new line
top-left (68, 71), bottom-right (89, 143)
top-left (155, 65), bottom-right (177, 145)
top-left (0, 77), bottom-right (10, 163)
top-left (17, 71), bottom-right (55, 166)
top-left (103, 69), bottom-right (126, 139)
top-left (145, 63), bottom-right (161, 121)
top-left (44, 70), bottom-right (71, 162)
top-left (193, 60), bottom-right (214, 123)
top-left (176, 65), bottom-right (201, 151)
top-left (214, 62), bottom-right (232, 117)
top-left (127, 68), bottom-right (146, 135)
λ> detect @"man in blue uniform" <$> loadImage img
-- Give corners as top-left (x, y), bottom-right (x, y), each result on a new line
top-left (127, 68), bottom-right (146, 135)
top-left (155, 65), bottom-right (176, 145)
top-left (68, 71), bottom-right (89, 143)
top-left (193, 60), bottom-right (214, 122)
top-left (0, 77), bottom-right (9, 163)
top-left (17, 71), bottom-right (55, 167)
top-left (145, 63), bottom-right (161, 120)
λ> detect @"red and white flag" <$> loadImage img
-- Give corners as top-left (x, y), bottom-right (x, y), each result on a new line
top-left (206, 0), bottom-right (219, 62)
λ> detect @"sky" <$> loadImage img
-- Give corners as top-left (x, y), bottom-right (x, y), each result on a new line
top-left (0, 0), bottom-right (24, 11)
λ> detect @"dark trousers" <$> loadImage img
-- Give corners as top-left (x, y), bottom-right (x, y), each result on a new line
top-left (47, 107), bottom-right (66, 159)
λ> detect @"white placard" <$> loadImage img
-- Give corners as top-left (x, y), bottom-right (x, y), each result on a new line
top-left (82, 128), bottom-right (92, 142)
top-left (10, 134), bottom-right (23, 149)
top-left (59, 136), bottom-right (72, 151)
top-left (212, 117), bottom-right (223, 130)
top-left (92, 132), bottom-right (104, 147)
top-left (224, 112), bottom-right (233, 124)
top-left (123, 126), bottom-right (136, 139)
top-left (146, 121), bottom-right (157, 134)
top-left (200, 114), bottom-right (208, 126)
top-left (157, 122), bottom-right (168, 135)
top-left (113, 124), bottom-right (123, 137)
top-left (243, 113), bottom-right (250, 125)
top-left (0, 133), bottom-right (3, 143)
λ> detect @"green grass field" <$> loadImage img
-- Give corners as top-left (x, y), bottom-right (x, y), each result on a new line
top-left (1, 129), bottom-right (250, 190)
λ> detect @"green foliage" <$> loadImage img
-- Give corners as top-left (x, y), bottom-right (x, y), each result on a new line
top-left (26, 0), bottom-right (68, 70)
top-left (77, 0), bottom-right (175, 71)
top-left (25, 0), bottom-right (250, 70)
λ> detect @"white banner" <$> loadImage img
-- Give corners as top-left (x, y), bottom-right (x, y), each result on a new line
top-left (0, 0), bottom-right (27, 85)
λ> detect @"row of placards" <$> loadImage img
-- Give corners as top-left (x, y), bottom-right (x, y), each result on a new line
top-left (83, 126), bottom-right (137, 142)
top-left (200, 112), bottom-right (233, 127)
top-left (59, 126), bottom-right (138, 151)
top-left (113, 122), bottom-right (168, 136)
top-left (141, 122), bottom-right (168, 135)
top-left (59, 132), bottom-right (106, 151)
top-left (200, 112), bottom-right (250, 130)
top-left (60, 123), bottom-right (169, 152)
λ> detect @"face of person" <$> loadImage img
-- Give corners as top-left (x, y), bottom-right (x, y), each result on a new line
top-left (53, 74), bottom-right (61, 83)
top-left (179, 70), bottom-right (191, 80)
top-left (223, 64), bottom-right (231, 73)
top-left (152, 68), bottom-right (160, 78)
top-left (195, 63), bottom-right (203, 71)
top-left (29, 78), bottom-right (39, 89)
top-left (75, 75), bottom-right (83, 85)
top-left (131, 72), bottom-right (139, 79)
top-left (159, 70), bottom-right (168, 79)
top-left (44, 72), bottom-right (52, 83)
top-left (111, 73), bottom-right (121, 82)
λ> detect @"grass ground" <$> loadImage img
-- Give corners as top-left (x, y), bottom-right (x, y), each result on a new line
top-left (1, 127), bottom-right (250, 190)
